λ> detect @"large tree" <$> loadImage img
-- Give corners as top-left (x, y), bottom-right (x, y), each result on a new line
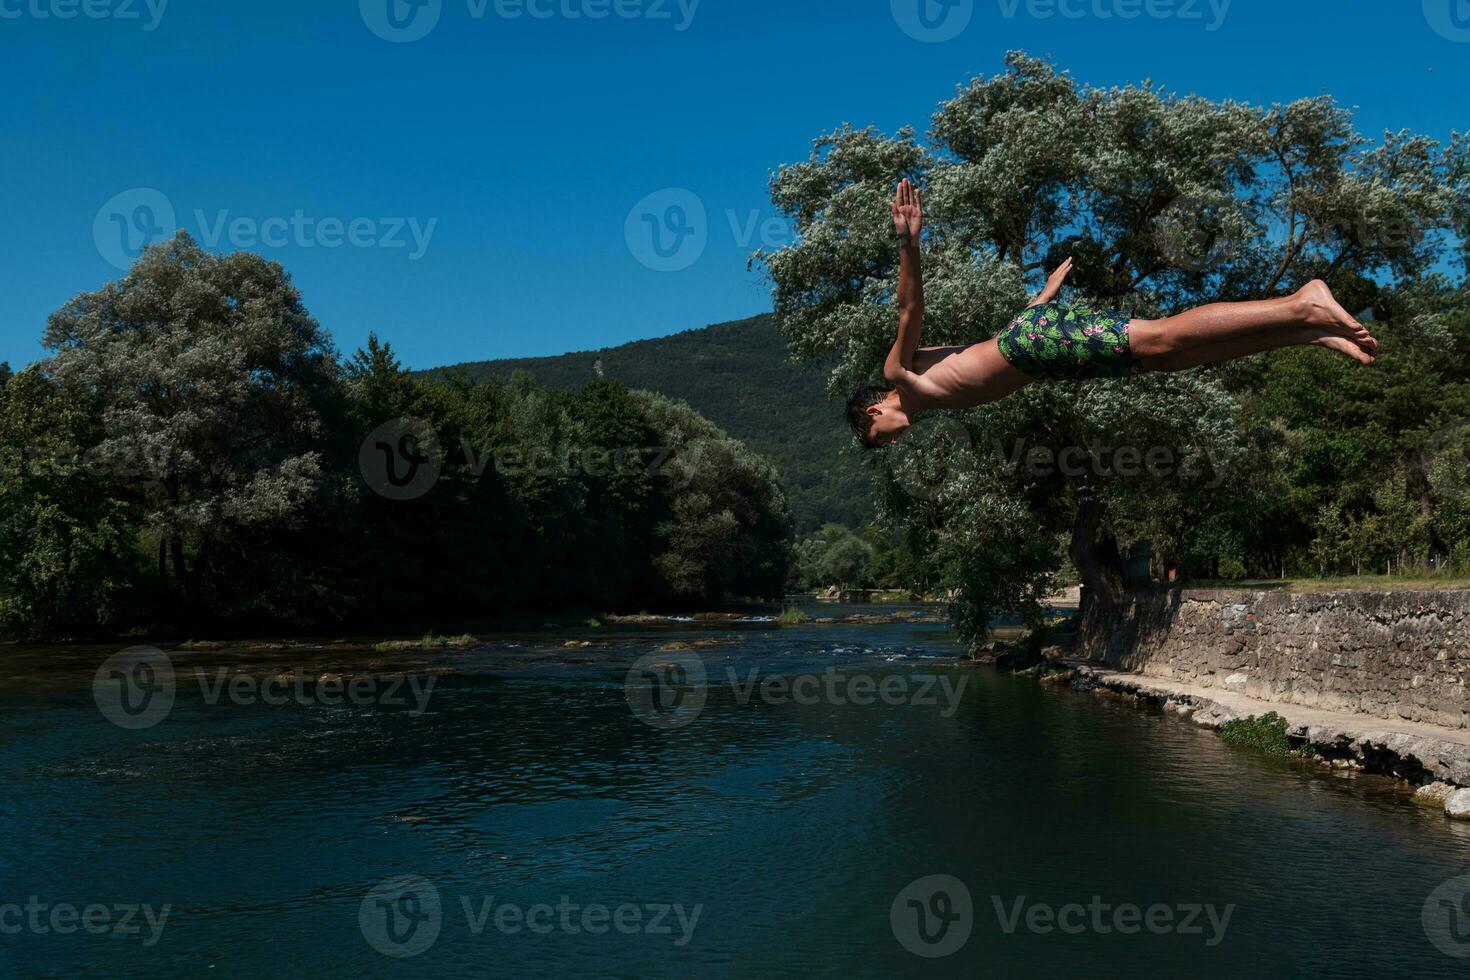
top-left (44, 232), bottom-right (340, 622)
top-left (0, 368), bottom-right (142, 638)
top-left (758, 53), bottom-right (1462, 643)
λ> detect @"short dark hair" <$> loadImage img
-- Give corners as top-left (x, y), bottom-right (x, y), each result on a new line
top-left (845, 384), bottom-right (890, 447)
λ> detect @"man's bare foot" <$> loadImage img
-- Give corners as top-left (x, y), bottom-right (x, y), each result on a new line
top-left (1309, 330), bottom-right (1375, 365)
top-left (1297, 280), bottom-right (1378, 351)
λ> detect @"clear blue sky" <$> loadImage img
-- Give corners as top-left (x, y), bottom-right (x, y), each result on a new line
top-left (1, 0), bottom-right (1466, 370)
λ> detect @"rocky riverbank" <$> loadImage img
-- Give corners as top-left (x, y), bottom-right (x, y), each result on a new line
top-left (989, 587), bottom-right (1470, 820)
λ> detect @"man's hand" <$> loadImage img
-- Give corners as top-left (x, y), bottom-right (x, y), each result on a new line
top-left (1032, 257), bottom-right (1073, 306)
top-left (885, 178), bottom-right (926, 383)
top-left (891, 178), bottom-right (922, 245)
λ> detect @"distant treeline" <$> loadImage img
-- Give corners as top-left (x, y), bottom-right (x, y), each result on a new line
top-left (789, 523), bottom-right (937, 595)
top-left (0, 234), bottom-right (791, 640)
top-left (432, 314), bottom-right (874, 533)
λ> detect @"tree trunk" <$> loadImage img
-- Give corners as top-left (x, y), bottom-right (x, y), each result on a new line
top-left (170, 531), bottom-right (191, 607)
top-left (1069, 499), bottom-right (1127, 609)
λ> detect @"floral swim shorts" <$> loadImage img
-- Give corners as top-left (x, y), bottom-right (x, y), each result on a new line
top-left (996, 301), bottom-right (1141, 381)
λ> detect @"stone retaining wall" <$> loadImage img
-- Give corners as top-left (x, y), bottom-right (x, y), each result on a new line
top-left (1079, 589), bottom-right (1470, 730)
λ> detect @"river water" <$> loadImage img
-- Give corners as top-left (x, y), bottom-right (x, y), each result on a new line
top-left (4, 605), bottom-right (1470, 977)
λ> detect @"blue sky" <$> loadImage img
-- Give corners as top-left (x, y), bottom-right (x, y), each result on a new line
top-left (1, 0), bottom-right (1466, 370)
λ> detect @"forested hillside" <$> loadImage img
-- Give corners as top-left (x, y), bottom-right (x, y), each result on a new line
top-left (433, 315), bottom-right (873, 531)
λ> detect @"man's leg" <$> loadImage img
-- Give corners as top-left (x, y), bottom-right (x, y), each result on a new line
top-left (1128, 280), bottom-right (1376, 372)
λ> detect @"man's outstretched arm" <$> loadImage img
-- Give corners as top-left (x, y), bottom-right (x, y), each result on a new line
top-left (1027, 256), bottom-right (1073, 308)
top-left (883, 179), bottom-right (925, 385)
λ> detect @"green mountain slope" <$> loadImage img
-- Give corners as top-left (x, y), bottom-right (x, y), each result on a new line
top-left (432, 314), bottom-right (872, 532)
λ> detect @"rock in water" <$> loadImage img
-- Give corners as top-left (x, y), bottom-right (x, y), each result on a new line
top-left (1416, 782), bottom-right (1455, 807)
top-left (1444, 788), bottom-right (1470, 819)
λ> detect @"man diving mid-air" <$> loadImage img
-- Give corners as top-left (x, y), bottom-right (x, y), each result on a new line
top-left (848, 179), bottom-right (1378, 446)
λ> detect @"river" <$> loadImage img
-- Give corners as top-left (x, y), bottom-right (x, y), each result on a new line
top-left (4, 604), bottom-right (1470, 977)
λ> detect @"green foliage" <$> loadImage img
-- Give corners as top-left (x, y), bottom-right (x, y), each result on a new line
top-left (0, 241), bottom-right (793, 639)
top-left (373, 633), bottom-right (479, 653)
top-left (777, 606), bottom-right (806, 626)
top-left (44, 231), bottom-right (341, 627)
top-left (1217, 557), bottom-right (1248, 581)
top-left (758, 52), bottom-right (1467, 647)
top-left (431, 315), bottom-right (870, 533)
top-left (790, 522), bottom-right (936, 593)
top-left (0, 368), bottom-right (143, 638)
top-left (1218, 712), bottom-right (1293, 757)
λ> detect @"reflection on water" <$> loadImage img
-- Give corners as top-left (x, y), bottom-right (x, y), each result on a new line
top-left (4, 605), bottom-right (1470, 977)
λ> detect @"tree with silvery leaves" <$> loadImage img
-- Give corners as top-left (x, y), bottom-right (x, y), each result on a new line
top-left (755, 52), bottom-right (1463, 644)
top-left (44, 231), bottom-right (339, 620)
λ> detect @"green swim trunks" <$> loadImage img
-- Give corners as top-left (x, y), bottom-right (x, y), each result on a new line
top-left (996, 301), bottom-right (1141, 381)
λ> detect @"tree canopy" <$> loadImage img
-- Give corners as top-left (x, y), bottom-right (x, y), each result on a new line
top-left (0, 235), bottom-right (792, 639)
top-left (759, 52), bottom-right (1469, 645)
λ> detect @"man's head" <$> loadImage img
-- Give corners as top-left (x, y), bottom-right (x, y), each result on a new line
top-left (846, 384), bottom-right (911, 448)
